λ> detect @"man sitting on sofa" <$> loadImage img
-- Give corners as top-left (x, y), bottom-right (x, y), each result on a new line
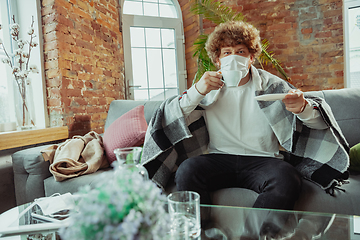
top-left (175, 20), bottom-right (329, 211)
top-left (142, 21), bottom-right (349, 212)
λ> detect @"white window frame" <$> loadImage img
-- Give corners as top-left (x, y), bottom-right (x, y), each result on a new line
top-left (0, 0), bottom-right (47, 129)
top-left (120, 0), bottom-right (187, 100)
top-left (344, 0), bottom-right (360, 88)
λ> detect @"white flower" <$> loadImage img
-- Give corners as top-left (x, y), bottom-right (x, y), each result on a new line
top-left (1, 58), bottom-right (10, 65)
top-left (17, 70), bottom-right (29, 79)
top-left (10, 23), bottom-right (20, 31)
top-left (15, 49), bottom-right (22, 56)
top-left (30, 41), bottom-right (38, 48)
top-left (22, 52), bottom-right (29, 58)
top-left (29, 65), bottom-right (39, 73)
top-left (12, 66), bottom-right (20, 74)
top-left (10, 29), bottom-right (19, 37)
top-left (17, 39), bottom-right (25, 49)
top-left (28, 27), bottom-right (34, 35)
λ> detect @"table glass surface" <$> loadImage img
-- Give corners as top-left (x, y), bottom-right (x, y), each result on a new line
top-left (0, 203), bottom-right (61, 240)
top-left (0, 202), bottom-right (359, 240)
top-left (198, 204), bottom-right (357, 240)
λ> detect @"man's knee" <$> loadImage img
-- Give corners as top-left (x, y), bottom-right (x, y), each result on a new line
top-left (175, 155), bottom-right (212, 190)
top-left (175, 158), bottom-right (200, 188)
top-left (272, 162), bottom-right (302, 193)
top-left (176, 158), bottom-right (198, 179)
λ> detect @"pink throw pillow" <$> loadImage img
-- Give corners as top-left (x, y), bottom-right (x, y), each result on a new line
top-left (103, 105), bottom-right (148, 164)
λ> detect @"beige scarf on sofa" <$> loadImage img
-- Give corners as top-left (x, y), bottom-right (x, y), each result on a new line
top-left (41, 131), bottom-right (109, 181)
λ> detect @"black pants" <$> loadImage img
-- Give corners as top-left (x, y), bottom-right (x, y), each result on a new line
top-left (175, 154), bottom-right (302, 210)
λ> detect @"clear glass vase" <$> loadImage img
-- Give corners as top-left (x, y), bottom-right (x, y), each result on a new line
top-left (113, 147), bottom-right (149, 180)
top-left (14, 77), bottom-right (36, 130)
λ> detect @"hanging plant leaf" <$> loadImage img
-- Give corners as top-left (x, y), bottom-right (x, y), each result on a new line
top-left (258, 39), bottom-right (289, 81)
top-left (190, 0), bottom-right (245, 25)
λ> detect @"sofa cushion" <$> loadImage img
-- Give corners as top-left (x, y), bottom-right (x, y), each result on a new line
top-left (321, 88), bottom-right (360, 148)
top-left (294, 175), bottom-right (360, 215)
top-left (12, 145), bottom-right (53, 205)
top-left (44, 168), bottom-right (112, 196)
top-left (103, 105), bottom-right (148, 164)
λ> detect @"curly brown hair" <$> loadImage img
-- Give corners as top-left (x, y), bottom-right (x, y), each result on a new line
top-left (205, 21), bottom-right (262, 64)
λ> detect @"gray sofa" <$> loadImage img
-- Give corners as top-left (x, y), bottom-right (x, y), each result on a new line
top-left (12, 88), bottom-right (360, 215)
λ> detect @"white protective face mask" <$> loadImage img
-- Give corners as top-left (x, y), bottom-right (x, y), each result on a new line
top-left (220, 55), bottom-right (250, 80)
top-left (35, 192), bottom-right (75, 217)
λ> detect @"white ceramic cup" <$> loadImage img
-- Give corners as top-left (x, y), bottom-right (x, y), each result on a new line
top-left (167, 191), bottom-right (201, 239)
top-left (221, 70), bottom-right (242, 87)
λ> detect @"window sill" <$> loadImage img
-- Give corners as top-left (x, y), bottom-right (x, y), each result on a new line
top-left (0, 126), bottom-right (68, 151)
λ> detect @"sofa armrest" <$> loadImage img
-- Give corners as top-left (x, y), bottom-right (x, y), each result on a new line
top-left (12, 144), bottom-right (53, 205)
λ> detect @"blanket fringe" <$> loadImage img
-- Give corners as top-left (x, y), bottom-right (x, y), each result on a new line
top-left (325, 180), bottom-right (349, 196)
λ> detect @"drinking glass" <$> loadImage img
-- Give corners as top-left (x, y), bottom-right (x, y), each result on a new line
top-left (167, 191), bottom-right (201, 239)
top-left (113, 147), bottom-right (149, 180)
top-left (168, 220), bottom-right (189, 240)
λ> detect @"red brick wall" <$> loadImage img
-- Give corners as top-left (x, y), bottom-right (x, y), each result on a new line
top-left (42, 0), bottom-right (124, 137)
top-left (188, 0), bottom-right (344, 91)
top-left (178, 0), bottom-right (202, 87)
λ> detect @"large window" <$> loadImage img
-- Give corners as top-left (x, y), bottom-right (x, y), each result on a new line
top-left (121, 0), bottom-right (186, 100)
top-left (344, 0), bottom-right (360, 88)
top-left (0, 0), bottom-right (46, 129)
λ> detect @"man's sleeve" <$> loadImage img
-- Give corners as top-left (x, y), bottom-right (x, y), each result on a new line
top-left (296, 98), bottom-right (328, 129)
top-left (179, 85), bottom-right (205, 118)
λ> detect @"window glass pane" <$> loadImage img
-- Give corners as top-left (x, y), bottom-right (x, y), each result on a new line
top-left (0, 0), bottom-right (47, 128)
top-left (349, 7), bottom-right (360, 88)
top-left (163, 49), bottom-right (177, 87)
top-left (147, 49), bottom-right (163, 88)
top-left (130, 27), bottom-right (145, 47)
top-left (131, 48), bottom-right (148, 88)
top-left (134, 89), bottom-right (149, 100)
top-left (0, 92), bottom-right (12, 124)
top-left (159, 4), bottom-right (177, 18)
top-left (0, 64), bottom-right (13, 124)
top-left (144, 2), bottom-right (159, 17)
top-left (123, 0), bottom-right (183, 100)
top-left (149, 89), bottom-right (165, 100)
top-left (145, 28), bottom-right (161, 48)
top-left (0, 7), bottom-right (15, 125)
top-left (165, 88), bottom-right (179, 99)
top-left (161, 28), bottom-right (175, 48)
top-left (123, 1), bottom-right (143, 15)
top-left (159, 0), bottom-right (173, 4)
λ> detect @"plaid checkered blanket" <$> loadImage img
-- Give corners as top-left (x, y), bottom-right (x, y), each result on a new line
top-left (141, 67), bottom-right (350, 191)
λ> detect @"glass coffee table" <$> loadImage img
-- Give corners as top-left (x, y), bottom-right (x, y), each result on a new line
top-left (0, 202), bottom-right (65, 240)
top-left (0, 202), bottom-right (359, 239)
top-left (199, 204), bottom-right (359, 240)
